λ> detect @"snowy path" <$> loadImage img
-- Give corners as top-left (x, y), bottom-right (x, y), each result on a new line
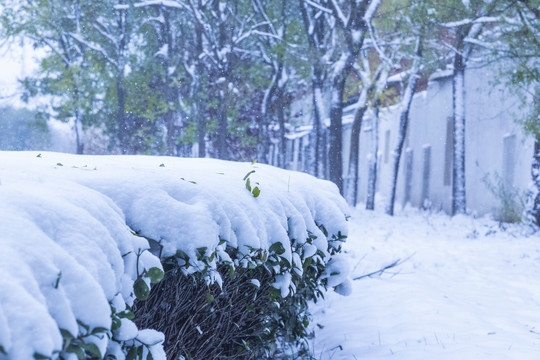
top-left (311, 208), bottom-right (540, 359)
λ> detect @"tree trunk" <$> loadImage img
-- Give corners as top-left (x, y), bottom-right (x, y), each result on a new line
top-left (74, 108), bottom-right (84, 154)
top-left (277, 87), bottom-right (286, 168)
top-left (258, 67), bottom-right (278, 164)
top-left (347, 105), bottom-right (367, 205)
top-left (366, 104), bottom-right (380, 210)
top-left (385, 74), bottom-right (419, 216)
top-left (452, 50), bottom-right (467, 215)
top-left (312, 81), bottom-right (326, 177)
top-left (328, 76), bottom-right (346, 193)
top-left (194, 27), bottom-right (205, 158)
top-left (116, 75), bottom-right (128, 154)
top-left (525, 139), bottom-right (540, 227)
top-left (385, 36), bottom-right (422, 216)
top-left (217, 88), bottom-right (228, 160)
top-left (163, 9), bottom-right (179, 157)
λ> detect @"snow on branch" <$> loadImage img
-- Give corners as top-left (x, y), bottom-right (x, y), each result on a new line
top-left (0, 152), bottom-right (350, 359)
top-left (304, 0), bottom-right (333, 15)
top-left (329, 0), bottom-right (348, 27)
top-left (443, 16), bottom-right (499, 28)
top-left (363, 0), bottom-right (381, 23)
top-left (134, 0), bottom-right (185, 9)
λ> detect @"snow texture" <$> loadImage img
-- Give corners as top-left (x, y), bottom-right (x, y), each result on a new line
top-left (0, 151), bottom-right (349, 359)
top-left (311, 206), bottom-right (540, 359)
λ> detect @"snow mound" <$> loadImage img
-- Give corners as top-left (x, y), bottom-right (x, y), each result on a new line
top-left (0, 152), bottom-right (349, 359)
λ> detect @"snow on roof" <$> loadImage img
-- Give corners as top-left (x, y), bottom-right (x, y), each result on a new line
top-left (429, 69), bottom-right (454, 82)
top-left (0, 151), bottom-right (349, 359)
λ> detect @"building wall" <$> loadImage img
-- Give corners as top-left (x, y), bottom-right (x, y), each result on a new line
top-left (286, 62), bottom-right (535, 218)
top-left (371, 63), bottom-right (534, 216)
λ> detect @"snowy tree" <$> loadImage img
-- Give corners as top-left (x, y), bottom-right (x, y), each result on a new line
top-left (382, 0), bottom-right (452, 216)
top-left (346, 54), bottom-right (390, 206)
top-left (299, 0), bottom-right (333, 178)
top-left (435, 0), bottom-right (506, 215)
top-left (494, 0), bottom-right (540, 227)
top-left (251, 0), bottom-right (290, 165)
top-left (385, 35), bottom-right (423, 216)
top-left (181, 0), bottom-right (257, 160)
top-left (1, 0), bottom-right (102, 154)
top-left (327, 0), bottom-right (381, 193)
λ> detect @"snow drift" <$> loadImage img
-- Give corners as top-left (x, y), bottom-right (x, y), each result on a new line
top-left (0, 152), bottom-right (349, 359)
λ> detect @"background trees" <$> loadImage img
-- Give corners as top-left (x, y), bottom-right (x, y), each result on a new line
top-left (1, 0), bottom-right (538, 225)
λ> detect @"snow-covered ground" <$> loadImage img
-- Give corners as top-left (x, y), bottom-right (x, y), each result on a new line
top-left (311, 206), bottom-right (540, 359)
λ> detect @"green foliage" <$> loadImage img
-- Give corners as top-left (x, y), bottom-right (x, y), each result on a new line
top-left (244, 166), bottom-right (261, 198)
top-left (482, 172), bottom-right (526, 223)
top-left (134, 220), bottom-right (346, 359)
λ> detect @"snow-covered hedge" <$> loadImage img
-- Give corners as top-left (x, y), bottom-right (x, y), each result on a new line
top-left (0, 152), bottom-right (350, 359)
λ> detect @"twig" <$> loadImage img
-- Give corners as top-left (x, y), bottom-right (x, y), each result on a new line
top-left (353, 252), bottom-right (415, 281)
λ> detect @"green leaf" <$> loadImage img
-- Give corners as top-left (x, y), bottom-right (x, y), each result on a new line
top-left (112, 317), bottom-right (121, 331)
top-left (251, 159), bottom-right (258, 165)
top-left (205, 292), bottom-right (214, 303)
top-left (60, 328), bottom-right (74, 341)
top-left (245, 178), bottom-right (252, 191)
top-left (118, 311), bottom-right (135, 320)
top-left (147, 351), bottom-right (154, 360)
top-left (303, 257), bottom-right (313, 270)
top-left (126, 346), bottom-right (138, 360)
top-left (269, 242), bottom-right (286, 256)
top-left (175, 249), bottom-right (188, 259)
top-left (77, 320), bottom-right (90, 332)
top-left (33, 353), bottom-right (50, 360)
top-left (65, 344), bottom-right (85, 360)
top-left (146, 267), bottom-right (164, 284)
top-left (134, 278), bottom-right (150, 301)
top-left (252, 187), bottom-right (260, 197)
top-left (81, 343), bottom-right (102, 358)
top-left (196, 247), bottom-right (207, 259)
top-left (159, 163), bottom-right (165, 167)
top-left (56, 162), bottom-right (63, 166)
top-left (243, 170), bottom-right (255, 181)
top-left (90, 326), bottom-right (109, 335)
top-left (229, 266), bottom-right (235, 279)
top-left (36, 153), bottom-right (42, 158)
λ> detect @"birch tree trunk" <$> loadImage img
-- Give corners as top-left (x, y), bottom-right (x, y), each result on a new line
top-left (385, 37), bottom-right (422, 216)
top-left (312, 81), bottom-right (326, 177)
top-left (452, 47), bottom-right (467, 215)
top-left (366, 103), bottom-right (380, 210)
top-left (347, 104), bottom-right (367, 205)
top-left (328, 75), bottom-right (346, 192)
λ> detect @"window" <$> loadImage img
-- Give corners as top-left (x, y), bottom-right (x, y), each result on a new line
top-left (502, 134), bottom-right (516, 189)
top-left (444, 117), bottom-right (453, 187)
top-left (384, 130), bottom-right (391, 164)
top-left (421, 145), bottom-right (431, 207)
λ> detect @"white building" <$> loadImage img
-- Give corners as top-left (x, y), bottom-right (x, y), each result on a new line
top-left (277, 63), bottom-right (535, 220)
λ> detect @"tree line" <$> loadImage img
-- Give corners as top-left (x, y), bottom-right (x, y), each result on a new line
top-left (1, 0), bottom-right (538, 226)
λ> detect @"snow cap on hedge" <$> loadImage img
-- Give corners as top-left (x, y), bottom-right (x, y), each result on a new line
top-left (0, 152), bottom-right (349, 359)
